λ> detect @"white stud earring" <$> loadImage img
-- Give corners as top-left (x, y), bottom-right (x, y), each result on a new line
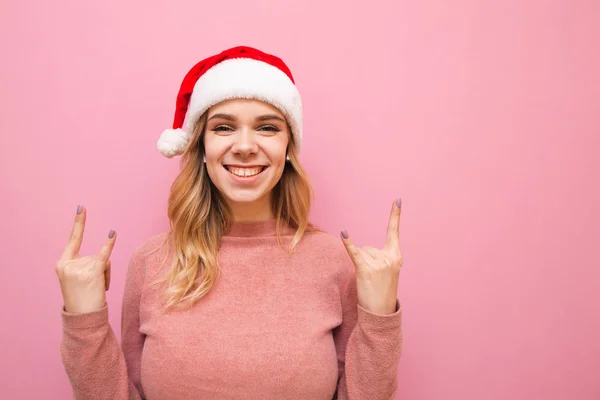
top-left (203, 154), bottom-right (206, 163)
top-left (286, 155), bottom-right (290, 161)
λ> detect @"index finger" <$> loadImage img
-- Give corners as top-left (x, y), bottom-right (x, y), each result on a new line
top-left (98, 230), bottom-right (117, 261)
top-left (60, 205), bottom-right (86, 261)
top-left (385, 198), bottom-right (401, 250)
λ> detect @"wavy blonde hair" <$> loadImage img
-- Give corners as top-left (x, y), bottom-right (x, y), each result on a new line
top-left (152, 109), bottom-right (317, 310)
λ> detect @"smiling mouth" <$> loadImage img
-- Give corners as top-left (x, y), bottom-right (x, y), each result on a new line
top-left (224, 165), bottom-right (268, 177)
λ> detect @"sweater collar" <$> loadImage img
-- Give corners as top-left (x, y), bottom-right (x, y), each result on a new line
top-left (224, 218), bottom-right (295, 238)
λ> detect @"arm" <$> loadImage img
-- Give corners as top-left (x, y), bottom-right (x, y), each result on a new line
top-left (60, 251), bottom-right (146, 400)
top-left (333, 260), bottom-right (403, 400)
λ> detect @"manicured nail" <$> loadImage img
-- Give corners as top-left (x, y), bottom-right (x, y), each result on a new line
top-left (341, 229), bottom-right (348, 239)
top-left (396, 197), bottom-right (402, 208)
top-left (108, 230), bottom-right (115, 239)
top-left (76, 204), bottom-right (83, 214)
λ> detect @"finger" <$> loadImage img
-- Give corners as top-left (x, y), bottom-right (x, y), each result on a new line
top-left (358, 248), bottom-right (374, 264)
top-left (61, 205), bottom-right (86, 261)
top-left (340, 229), bottom-right (364, 268)
top-left (385, 198), bottom-right (401, 250)
top-left (362, 245), bottom-right (381, 259)
top-left (98, 229), bottom-right (117, 261)
top-left (105, 260), bottom-right (111, 291)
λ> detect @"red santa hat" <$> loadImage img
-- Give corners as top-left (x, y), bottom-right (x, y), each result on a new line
top-left (157, 46), bottom-right (303, 158)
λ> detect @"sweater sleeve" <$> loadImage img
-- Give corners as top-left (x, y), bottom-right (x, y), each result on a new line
top-left (333, 259), bottom-right (403, 400)
top-left (60, 250), bottom-right (146, 400)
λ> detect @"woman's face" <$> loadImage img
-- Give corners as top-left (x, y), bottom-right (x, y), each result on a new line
top-left (203, 98), bottom-right (290, 216)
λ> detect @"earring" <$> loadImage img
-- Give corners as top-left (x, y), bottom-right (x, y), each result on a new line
top-left (203, 154), bottom-right (206, 163)
top-left (286, 155), bottom-right (290, 161)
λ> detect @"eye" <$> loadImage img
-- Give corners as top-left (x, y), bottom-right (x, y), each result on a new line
top-left (212, 125), bottom-right (234, 132)
top-left (258, 125), bottom-right (280, 132)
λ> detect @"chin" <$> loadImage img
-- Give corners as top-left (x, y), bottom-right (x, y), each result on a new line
top-left (223, 189), bottom-right (268, 204)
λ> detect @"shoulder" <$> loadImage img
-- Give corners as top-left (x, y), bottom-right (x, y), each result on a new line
top-left (131, 231), bottom-right (170, 257)
top-left (301, 229), bottom-right (346, 255)
top-left (299, 228), bottom-right (354, 279)
top-left (128, 231), bottom-right (172, 273)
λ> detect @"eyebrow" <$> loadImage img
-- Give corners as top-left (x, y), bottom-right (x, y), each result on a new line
top-left (207, 113), bottom-right (286, 123)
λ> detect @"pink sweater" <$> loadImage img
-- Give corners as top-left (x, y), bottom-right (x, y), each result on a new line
top-left (60, 219), bottom-right (403, 399)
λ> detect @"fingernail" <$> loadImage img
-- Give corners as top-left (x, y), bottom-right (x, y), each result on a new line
top-left (396, 198), bottom-right (402, 208)
top-left (108, 230), bottom-right (115, 239)
top-left (76, 204), bottom-right (83, 214)
top-left (341, 229), bottom-right (348, 239)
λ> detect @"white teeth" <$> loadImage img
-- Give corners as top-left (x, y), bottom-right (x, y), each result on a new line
top-left (227, 166), bottom-right (264, 177)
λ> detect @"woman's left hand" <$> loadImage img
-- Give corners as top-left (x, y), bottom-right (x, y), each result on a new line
top-left (341, 198), bottom-right (403, 315)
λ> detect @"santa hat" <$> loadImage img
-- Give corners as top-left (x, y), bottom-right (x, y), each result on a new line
top-left (157, 46), bottom-right (303, 158)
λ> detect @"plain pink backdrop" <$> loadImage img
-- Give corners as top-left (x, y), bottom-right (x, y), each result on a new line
top-left (1, 0), bottom-right (599, 398)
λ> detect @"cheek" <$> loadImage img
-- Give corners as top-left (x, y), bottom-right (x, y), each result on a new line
top-left (264, 148), bottom-right (288, 186)
top-left (205, 153), bottom-right (227, 186)
top-left (263, 136), bottom-right (289, 164)
top-left (203, 144), bottom-right (225, 184)
top-left (203, 136), bottom-right (226, 166)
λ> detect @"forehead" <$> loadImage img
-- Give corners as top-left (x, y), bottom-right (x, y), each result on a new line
top-left (207, 98), bottom-right (286, 119)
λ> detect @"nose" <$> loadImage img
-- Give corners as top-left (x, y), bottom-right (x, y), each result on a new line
top-left (230, 127), bottom-right (258, 157)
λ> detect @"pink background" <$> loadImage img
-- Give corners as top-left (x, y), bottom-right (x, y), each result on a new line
top-left (1, 0), bottom-right (599, 398)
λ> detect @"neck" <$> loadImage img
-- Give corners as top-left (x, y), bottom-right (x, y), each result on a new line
top-left (227, 195), bottom-right (274, 222)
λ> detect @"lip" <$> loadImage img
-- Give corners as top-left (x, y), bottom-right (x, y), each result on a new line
top-left (224, 164), bottom-right (268, 168)
top-left (223, 165), bottom-right (267, 185)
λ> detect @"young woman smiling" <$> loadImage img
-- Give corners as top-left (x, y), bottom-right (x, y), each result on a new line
top-left (56, 46), bottom-right (404, 400)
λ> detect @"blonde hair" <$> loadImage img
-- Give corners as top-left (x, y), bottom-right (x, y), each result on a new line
top-left (152, 110), bottom-right (317, 310)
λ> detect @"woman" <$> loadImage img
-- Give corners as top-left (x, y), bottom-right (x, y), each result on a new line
top-left (56, 46), bottom-right (403, 400)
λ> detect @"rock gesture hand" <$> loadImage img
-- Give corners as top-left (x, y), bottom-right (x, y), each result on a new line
top-left (341, 199), bottom-right (403, 315)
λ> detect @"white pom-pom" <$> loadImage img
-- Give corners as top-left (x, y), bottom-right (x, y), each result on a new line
top-left (157, 128), bottom-right (189, 158)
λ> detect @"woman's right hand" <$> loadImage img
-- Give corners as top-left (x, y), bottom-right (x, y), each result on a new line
top-left (55, 205), bottom-right (117, 314)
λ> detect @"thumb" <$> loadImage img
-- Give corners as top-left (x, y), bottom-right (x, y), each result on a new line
top-left (340, 229), bottom-right (362, 269)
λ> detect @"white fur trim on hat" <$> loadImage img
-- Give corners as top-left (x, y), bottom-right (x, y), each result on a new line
top-left (183, 58), bottom-right (303, 151)
top-left (157, 128), bottom-right (190, 158)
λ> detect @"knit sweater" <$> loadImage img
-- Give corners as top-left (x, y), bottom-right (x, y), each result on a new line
top-left (60, 219), bottom-right (403, 399)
